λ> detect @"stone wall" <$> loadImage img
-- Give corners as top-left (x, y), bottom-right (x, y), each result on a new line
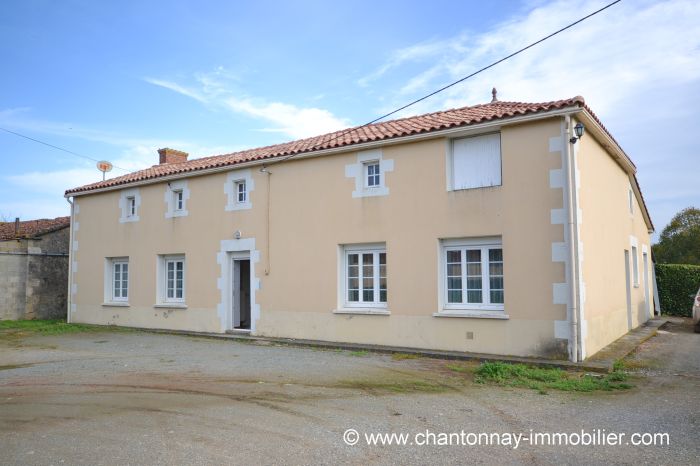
top-left (0, 227), bottom-right (69, 320)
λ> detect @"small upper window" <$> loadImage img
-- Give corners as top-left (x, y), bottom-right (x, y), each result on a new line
top-left (174, 190), bottom-right (184, 211)
top-left (365, 162), bottom-right (380, 188)
top-left (119, 189), bottom-right (140, 223)
top-left (225, 170), bottom-right (253, 211)
top-left (127, 197), bottom-right (136, 217)
top-left (236, 180), bottom-right (247, 203)
top-left (628, 188), bottom-right (634, 214)
top-left (450, 133), bottom-right (501, 190)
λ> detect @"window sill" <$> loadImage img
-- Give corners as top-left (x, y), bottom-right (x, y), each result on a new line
top-left (153, 303), bottom-right (188, 309)
top-left (333, 308), bottom-right (390, 316)
top-left (433, 310), bottom-right (509, 319)
top-left (102, 302), bottom-right (130, 308)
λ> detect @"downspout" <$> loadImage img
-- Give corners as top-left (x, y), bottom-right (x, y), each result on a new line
top-left (260, 166), bottom-right (272, 275)
top-left (66, 196), bottom-right (74, 323)
top-left (563, 115), bottom-right (582, 362)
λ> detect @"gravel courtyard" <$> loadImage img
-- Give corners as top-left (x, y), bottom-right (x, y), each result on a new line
top-left (0, 320), bottom-right (698, 465)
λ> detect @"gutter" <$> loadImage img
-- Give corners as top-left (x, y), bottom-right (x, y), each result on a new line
top-left (0, 251), bottom-right (68, 257)
top-left (66, 196), bottom-right (74, 323)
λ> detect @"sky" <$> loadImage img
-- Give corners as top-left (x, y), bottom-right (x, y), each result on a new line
top-left (1, 0), bottom-right (698, 239)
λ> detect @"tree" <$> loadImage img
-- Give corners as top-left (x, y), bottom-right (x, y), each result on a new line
top-left (653, 207), bottom-right (700, 265)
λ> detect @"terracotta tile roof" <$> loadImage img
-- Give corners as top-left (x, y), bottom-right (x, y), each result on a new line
top-left (0, 216), bottom-right (71, 241)
top-left (65, 96), bottom-right (589, 195)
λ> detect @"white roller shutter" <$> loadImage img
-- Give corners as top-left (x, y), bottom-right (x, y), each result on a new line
top-left (451, 133), bottom-right (501, 190)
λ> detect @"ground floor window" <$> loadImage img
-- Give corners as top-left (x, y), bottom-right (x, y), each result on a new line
top-left (105, 257), bottom-right (129, 303)
top-left (158, 255), bottom-right (186, 303)
top-left (442, 238), bottom-right (504, 310)
top-left (343, 245), bottom-right (386, 307)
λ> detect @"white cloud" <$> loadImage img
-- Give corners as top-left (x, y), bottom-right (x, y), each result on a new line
top-left (223, 97), bottom-right (349, 139)
top-left (143, 77), bottom-right (207, 103)
top-left (362, 0), bottom-right (700, 116)
top-left (144, 70), bottom-right (350, 139)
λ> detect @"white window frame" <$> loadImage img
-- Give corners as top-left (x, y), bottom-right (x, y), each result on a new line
top-left (236, 180), bottom-right (247, 204)
top-left (438, 237), bottom-right (505, 315)
top-left (164, 180), bottom-right (190, 218)
top-left (103, 257), bottom-right (130, 306)
top-left (364, 161), bottom-right (381, 188)
top-left (156, 254), bottom-right (186, 306)
top-left (119, 188), bottom-right (141, 223)
top-left (632, 245), bottom-right (639, 287)
top-left (340, 244), bottom-right (387, 310)
top-left (174, 190), bottom-right (184, 211)
top-left (447, 132), bottom-right (502, 191)
top-left (345, 149), bottom-right (394, 198)
top-left (629, 188), bottom-right (634, 215)
top-left (225, 169), bottom-right (254, 211)
top-left (127, 197), bottom-right (136, 216)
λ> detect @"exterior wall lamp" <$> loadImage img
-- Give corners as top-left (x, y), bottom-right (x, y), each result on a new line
top-left (570, 122), bottom-right (585, 144)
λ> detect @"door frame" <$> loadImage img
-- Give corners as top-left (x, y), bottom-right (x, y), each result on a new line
top-left (217, 238), bottom-right (260, 333)
top-left (230, 254), bottom-right (251, 330)
top-left (624, 249), bottom-right (633, 330)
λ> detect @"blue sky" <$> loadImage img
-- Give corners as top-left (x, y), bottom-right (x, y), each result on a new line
top-left (1, 0), bottom-right (698, 239)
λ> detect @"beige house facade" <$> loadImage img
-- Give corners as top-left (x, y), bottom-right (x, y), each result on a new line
top-left (65, 96), bottom-right (654, 362)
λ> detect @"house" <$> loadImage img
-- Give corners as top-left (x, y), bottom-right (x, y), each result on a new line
top-left (64, 94), bottom-right (654, 362)
top-left (0, 216), bottom-right (71, 320)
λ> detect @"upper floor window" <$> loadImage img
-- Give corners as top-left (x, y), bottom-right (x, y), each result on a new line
top-left (441, 238), bottom-right (504, 311)
top-left (236, 180), bottom-right (247, 203)
top-left (345, 149), bottom-right (393, 198)
top-left (127, 197), bottom-right (136, 216)
top-left (225, 169), bottom-right (253, 211)
top-left (174, 190), bottom-right (184, 211)
top-left (119, 188), bottom-right (141, 223)
top-left (365, 161), bottom-right (380, 188)
top-left (449, 133), bottom-right (501, 191)
top-left (165, 180), bottom-right (189, 218)
top-left (628, 188), bottom-right (634, 214)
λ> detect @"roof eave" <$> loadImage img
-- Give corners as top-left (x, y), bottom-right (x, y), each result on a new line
top-left (65, 104), bottom-right (582, 198)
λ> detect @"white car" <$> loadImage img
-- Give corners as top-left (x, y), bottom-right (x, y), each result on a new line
top-left (694, 286), bottom-right (700, 333)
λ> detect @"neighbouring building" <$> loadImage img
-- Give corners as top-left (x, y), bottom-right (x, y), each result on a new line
top-left (0, 216), bottom-right (70, 320)
top-left (64, 94), bottom-right (655, 362)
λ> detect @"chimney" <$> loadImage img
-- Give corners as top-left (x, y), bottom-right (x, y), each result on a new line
top-left (14, 217), bottom-right (19, 238)
top-left (158, 148), bottom-right (189, 165)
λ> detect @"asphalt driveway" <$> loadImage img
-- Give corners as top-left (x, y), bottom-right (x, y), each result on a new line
top-left (0, 320), bottom-right (698, 465)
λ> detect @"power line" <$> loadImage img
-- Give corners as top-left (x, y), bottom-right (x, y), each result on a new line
top-left (0, 126), bottom-right (130, 172)
top-left (273, 0), bottom-right (621, 165)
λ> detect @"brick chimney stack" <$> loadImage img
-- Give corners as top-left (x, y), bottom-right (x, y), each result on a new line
top-left (158, 148), bottom-right (189, 165)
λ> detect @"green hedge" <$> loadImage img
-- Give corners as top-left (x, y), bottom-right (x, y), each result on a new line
top-left (655, 264), bottom-right (700, 317)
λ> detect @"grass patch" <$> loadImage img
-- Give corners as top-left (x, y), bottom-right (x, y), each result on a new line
top-left (338, 378), bottom-right (450, 394)
top-left (0, 319), bottom-right (128, 336)
top-left (446, 363), bottom-right (473, 373)
top-left (347, 350), bottom-right (369, 357)
top-left (391, 353), bottom-right (423, 361)
top-left (473, 361), bottom-right (632, 394)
